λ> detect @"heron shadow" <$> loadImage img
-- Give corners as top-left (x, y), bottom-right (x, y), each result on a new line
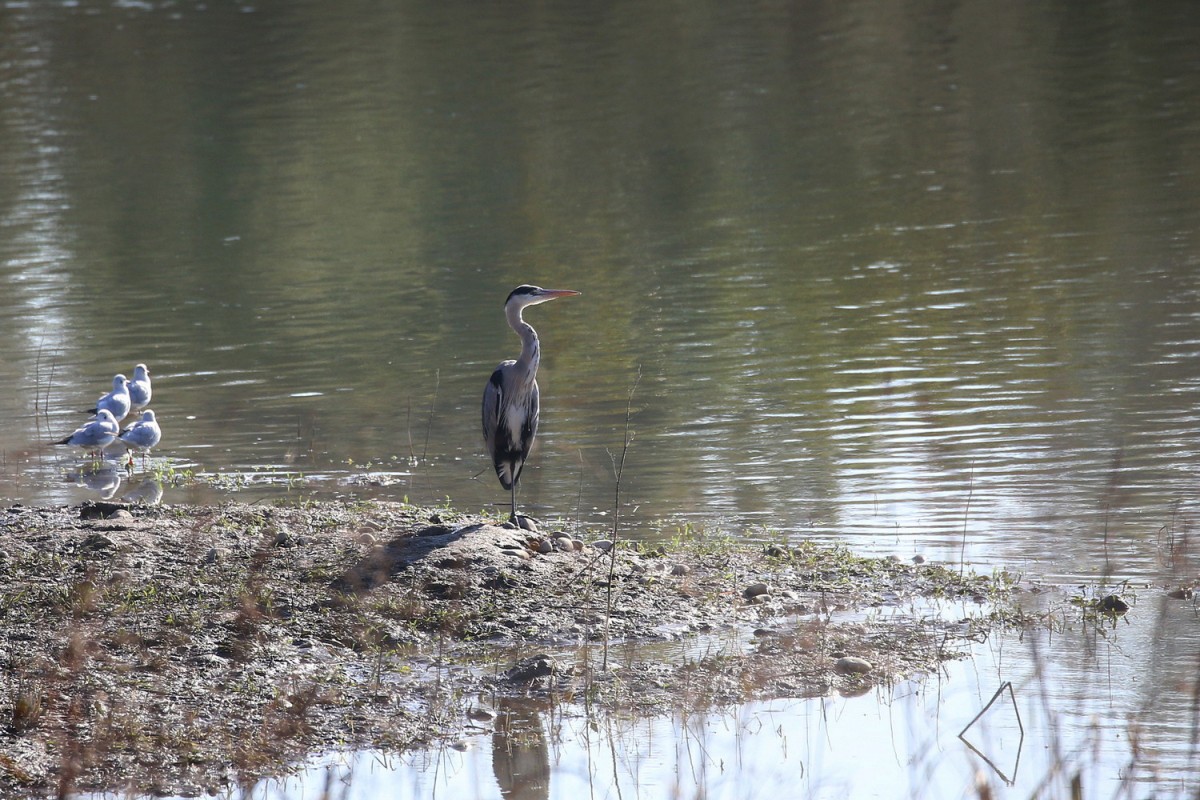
top-left (332, 522), bottom-right (492, 595)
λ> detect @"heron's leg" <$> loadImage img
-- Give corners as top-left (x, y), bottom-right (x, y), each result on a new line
top-left (509, 480), bottom-right (518, 523)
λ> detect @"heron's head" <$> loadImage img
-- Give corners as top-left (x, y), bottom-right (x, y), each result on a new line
top-left (505, 284), bottom-right (581, 310)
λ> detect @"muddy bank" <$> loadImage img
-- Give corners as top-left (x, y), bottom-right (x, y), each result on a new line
top-left (0, 501), bottom-right (1011, 797)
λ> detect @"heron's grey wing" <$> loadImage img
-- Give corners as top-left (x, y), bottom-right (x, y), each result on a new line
top-left (482, 367), bottom-right (505, 460)
top-left (519, 381), bottom-right (540, 464)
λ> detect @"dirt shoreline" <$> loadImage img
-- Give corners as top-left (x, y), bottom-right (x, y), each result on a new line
top-left (0, 500), bottom-right (1011, 797)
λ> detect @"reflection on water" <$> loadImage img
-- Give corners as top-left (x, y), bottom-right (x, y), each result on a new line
top-left (63, 461), bottom-right (123, 501)
top-left (491, 699), bottom-right (550, 800)
top-left (242, 603), bottom-right (1199, 799)
top-left (3, 1), bottom-right (1199, 797)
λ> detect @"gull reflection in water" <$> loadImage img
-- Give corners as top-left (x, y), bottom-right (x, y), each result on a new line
top-left (122, 478), bottom-right (164, 506)
top-left (65, 462), bottom-right (123, 500)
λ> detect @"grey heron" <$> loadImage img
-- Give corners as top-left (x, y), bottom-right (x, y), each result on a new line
top-left (482, 284), bottom-right (580, 525)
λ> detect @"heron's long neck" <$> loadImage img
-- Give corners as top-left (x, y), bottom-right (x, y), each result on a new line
top-left (507, 304), bottom-right (540, 377)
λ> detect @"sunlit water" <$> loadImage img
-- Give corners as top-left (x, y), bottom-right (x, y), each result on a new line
top-left (172, 596), bottom-right (1200, 800)
top-left (6, 0), bottom-right (1200, 796)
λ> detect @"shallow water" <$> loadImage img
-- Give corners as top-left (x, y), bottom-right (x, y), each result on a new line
top-left (6, 0), bottom-right (1200, 796)
top-left (227, 595), bottom-right (1200, 799)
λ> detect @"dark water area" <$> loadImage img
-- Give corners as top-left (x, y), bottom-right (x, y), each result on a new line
top-left (3, 1), bottom-right (1200, 796)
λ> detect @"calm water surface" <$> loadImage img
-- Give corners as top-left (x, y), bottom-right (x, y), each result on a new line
top-left (5, 0), bottom-right (1200, 797)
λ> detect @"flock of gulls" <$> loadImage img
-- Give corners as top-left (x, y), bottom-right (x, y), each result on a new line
top-left (53, 363), bottom-right (161, 469)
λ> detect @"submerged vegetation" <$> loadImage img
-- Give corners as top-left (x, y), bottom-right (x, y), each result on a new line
top-left (0, 500), bottom-right (1023, 797)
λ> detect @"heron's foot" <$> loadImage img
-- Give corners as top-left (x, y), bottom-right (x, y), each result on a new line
top-left (505, 514), bottom-right (540, 533)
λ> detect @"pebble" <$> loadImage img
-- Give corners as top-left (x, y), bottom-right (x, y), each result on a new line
top-left (1096, 595), bottom-right (1129, 614)
top-left (81, 532), bottom-right (116, 551)
top-left (517, 517), bottom-right (539, 533)
top-left (536, 539), bottom-right (554, 555)
top-left (593, 540), bottom-right (614, 552)
top-left (912, 555), bottom-right (925, 565)
top-left (1167, 587), bottom-right (1194, 600)
top-left (357, 532), bottom-right (378, 546)
top-left (834, 656), bottom-right (873, 675)
top-left (467, 707), bottom-right (496, 723)
top-left (743, 582), bottom-right (769, 599)
top-left (670, 564), bottom-right (691, 576)
top-left (552, 535), bottom-right (574, 552)
top-left (505, 653), bottom-right (559, 682)
top-left (764, 545), bottom-right (789, 559)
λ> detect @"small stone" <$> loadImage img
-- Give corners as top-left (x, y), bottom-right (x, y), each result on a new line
top-left (107, 509), bottom-right (134, 521)
top-left (467, 707), bottom-right (496, 723)
top-left (1096, 595), bottom-right (1129, 614)
top-left (670, 564), bottom-right (691, 576)
top-left (81, 532), bottom-right (116, 551)
top-left (834, 656), bottom-right (873, 675)
top-left (505, 653), bottom-right (559, 683)
top-left (273, 531), bottom-right (295, 548)
top-left (572, 539), bottom-right (583, 551)
top-left (357, 532), bottom-right (378, 546)
top-left (743, 582), bottom-right (769, 599)
top-left (1167, 587), bottom-right (1194, 600)
top-left (202, 548), bottom-right (221, 565)
top-left (517, 516), bottom-right (539, 532)
top-left (764, 545), bottom-right (789, 558)
top-left (553, 535), bottom-right (574, 552)
top-left (912, 555), bottom-right (925, 564)
top-left (536, 539), bottom-right (554, 555)
top-left (593, 540), bottom-right (614, 552)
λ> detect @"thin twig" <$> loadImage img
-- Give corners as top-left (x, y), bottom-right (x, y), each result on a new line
top-left (959, 465), bottom-right (974, 577)
top-left (959, 681), bottom-right (1024, 785)
top-left (602, 366), bottom-right (641, 672)
top-left (421, 369), bottom-right (439, 465)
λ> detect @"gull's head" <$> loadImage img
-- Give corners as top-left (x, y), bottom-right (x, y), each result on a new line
top-left (134, 364), bottom-right (150, 380)
top-left (141, 410), bottom-right (157, 422)
top-left (96, 410), bottom-right (117, 423)
top-left (505, 285), bottom-right (581, 312)
top-left (112, 374), bottom-right (129, 388)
